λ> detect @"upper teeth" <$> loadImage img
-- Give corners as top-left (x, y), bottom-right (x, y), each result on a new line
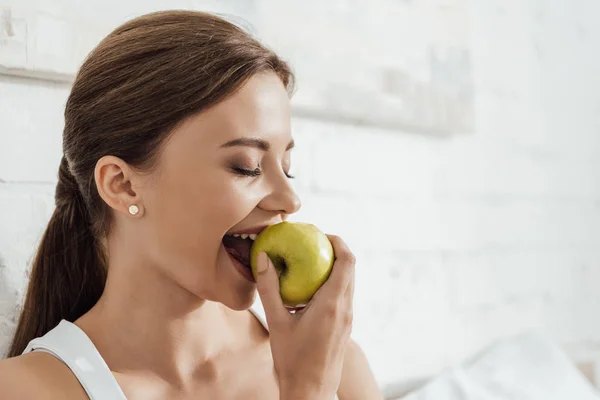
top-left (231, 233), bottom-right (257, 240)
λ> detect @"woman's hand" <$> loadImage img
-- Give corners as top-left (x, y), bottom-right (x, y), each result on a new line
top-left (255, 235), bottom-right (355, 400)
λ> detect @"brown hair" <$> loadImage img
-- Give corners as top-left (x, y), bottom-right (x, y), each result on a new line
top-left (7, 10), bottom-right (294, 358)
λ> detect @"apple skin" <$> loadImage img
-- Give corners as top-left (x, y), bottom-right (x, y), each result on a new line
top-left (250, 221), bottom-right (335, 307)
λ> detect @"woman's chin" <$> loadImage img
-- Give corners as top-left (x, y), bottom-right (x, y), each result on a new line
top-left (218, 288), bottom-right (257, 311)
top-left (228, 298), bottom-right (256, 311)
top-left (211, 244), bottom-right (258, 310)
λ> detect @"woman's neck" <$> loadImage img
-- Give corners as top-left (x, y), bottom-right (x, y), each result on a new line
top-left (75, 257), bottom-right (253, 386)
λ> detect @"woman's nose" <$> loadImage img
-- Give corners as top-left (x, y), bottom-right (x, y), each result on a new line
top-left (259, 175), bottom-right (302, 215)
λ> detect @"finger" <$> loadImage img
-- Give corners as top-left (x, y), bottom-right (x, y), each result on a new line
top-left (343, 272), bottom-right (355, 336)
top-left (255, 252), bottom-right (287, 324)
top-left (344, 264), bottom-right (355, 307)
top-left (319, 235), bottom-right (356, 297)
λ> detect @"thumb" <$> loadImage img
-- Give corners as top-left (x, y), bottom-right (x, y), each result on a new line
top-left (255, 252), bottom-right (286, 323)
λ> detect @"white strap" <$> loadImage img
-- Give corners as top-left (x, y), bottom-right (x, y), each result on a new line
top-left (23, 320), bottom-right (127, 400)
top-left (249, 299), bottom-right (268, 330)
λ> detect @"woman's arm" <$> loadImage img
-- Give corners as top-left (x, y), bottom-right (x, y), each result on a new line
top-left (0, 353), bottom-right (88, 400)
top-left (337, 339), bottom-right (385, 400)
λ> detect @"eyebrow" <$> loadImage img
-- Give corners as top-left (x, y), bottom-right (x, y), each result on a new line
top-left (220, 138), bottom-right (295, 151)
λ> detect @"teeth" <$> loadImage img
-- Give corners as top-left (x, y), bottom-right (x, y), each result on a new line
top-left (227, 233), bottom-right (257, 240)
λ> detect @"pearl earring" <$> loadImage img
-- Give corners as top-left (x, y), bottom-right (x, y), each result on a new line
top-left (128, 205), bottom-right (140, 216)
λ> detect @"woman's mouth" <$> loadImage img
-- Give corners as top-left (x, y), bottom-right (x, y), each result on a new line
top-left (222, 225), bottom-right (272, 282)
top-left (222, 233), bottom-right (256, 281)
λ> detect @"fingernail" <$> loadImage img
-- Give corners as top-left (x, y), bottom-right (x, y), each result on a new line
top-left (257, 252), bottom-right (269, 273)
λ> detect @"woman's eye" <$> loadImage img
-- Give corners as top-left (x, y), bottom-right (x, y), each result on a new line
top-left (232, 167), bottom-right (261, 177)
top-left (231, 166), bottom-right (294, 179)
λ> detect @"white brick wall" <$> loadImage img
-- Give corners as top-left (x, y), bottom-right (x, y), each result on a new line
top-left (1, 0), bottom-right (600, 390)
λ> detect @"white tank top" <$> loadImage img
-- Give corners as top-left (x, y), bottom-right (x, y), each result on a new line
top-left (21, 300), bottom-right (338, 399)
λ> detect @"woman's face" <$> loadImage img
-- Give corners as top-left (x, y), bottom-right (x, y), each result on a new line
top-left (134, 72), bottom-right (300, 310)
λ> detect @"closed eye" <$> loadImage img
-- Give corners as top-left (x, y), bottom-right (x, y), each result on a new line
top-left (232, 167), bottom-right (295, 179)
top-left (232, 167), bottom-right (261, 177)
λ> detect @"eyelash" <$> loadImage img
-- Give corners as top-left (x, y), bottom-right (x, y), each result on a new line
top-left (232, 167), bottom-right (295, 179)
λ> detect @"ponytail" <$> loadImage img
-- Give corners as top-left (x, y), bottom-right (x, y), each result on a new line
top-left (6, 157), bottom-right (106, 357)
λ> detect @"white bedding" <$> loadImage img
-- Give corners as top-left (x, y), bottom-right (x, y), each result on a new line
top-left (399, 332), bottom-right (600, 400)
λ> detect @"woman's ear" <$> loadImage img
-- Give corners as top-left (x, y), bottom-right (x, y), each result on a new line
top-left (94, 155), bottom-right (146, 218)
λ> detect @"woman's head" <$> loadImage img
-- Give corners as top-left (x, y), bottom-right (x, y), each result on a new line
top-left (8, 10), bottom-right (299, 357)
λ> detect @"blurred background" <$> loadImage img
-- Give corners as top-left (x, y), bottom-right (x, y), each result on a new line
top-left (1, 0), bottom-right (599, 398)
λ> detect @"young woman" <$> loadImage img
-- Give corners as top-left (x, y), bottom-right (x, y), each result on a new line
top-left (0, 10), bottom-right (382, 400)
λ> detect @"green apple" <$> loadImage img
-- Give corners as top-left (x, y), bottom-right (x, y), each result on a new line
top-left (250, 221), bottom-right (335, 307)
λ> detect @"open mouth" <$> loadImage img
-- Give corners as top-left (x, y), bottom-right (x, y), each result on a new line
top-left (222, 232), bottom-right (258, 273)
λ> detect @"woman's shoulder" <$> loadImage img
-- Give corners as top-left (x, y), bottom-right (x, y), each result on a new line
top-left (0, 352), bottom-right (89, 399)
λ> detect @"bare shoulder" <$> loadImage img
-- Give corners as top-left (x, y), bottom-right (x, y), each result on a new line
top-left (0, 352), bottom-right (88, 399)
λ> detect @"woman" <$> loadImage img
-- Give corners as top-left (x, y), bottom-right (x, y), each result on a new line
top-left (0, 9), bottom-right (382, 400)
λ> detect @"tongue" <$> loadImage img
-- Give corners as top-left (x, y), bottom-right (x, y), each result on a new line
top-left (222, 236), bottom-right (253, 266)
